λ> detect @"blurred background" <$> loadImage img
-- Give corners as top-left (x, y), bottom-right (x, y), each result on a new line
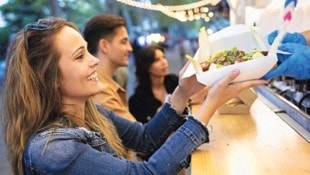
top-left (0, 0), bottom-right (233, 84)
top-left (0, 0), bottom-right (231, 59)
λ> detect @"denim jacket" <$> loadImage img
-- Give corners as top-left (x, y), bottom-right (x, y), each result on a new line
top-left (23, 103), bottom-right (209, 175)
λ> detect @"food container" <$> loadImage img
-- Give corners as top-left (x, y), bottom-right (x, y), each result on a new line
top-left (182, 24), bottom-right (277, 86)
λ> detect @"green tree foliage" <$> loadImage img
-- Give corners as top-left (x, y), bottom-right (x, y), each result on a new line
top-left (0, 0), bottom-right (107, 58)
top-left (0, 0), bottom-right (51, 58)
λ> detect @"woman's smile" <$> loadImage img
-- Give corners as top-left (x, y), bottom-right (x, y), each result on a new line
top-left (86, 71), bottom-right (99, 81)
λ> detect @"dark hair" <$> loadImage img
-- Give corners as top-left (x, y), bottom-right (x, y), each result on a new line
top-left (135, 45), bottom-right (165, 90)
top-left (83, 14), bottom-right (127, 55)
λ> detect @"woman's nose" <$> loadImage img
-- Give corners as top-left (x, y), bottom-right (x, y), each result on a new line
top-left (90, 54), bottom-right (100, 66)
top-left (162, 58), bottom-right (168, 65)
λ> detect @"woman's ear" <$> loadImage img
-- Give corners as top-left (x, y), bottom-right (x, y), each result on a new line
top-left (98, 39), bottom-right (109, 54)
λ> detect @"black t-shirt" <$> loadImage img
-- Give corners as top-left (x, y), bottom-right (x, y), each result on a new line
top-left (129, 74), bottom-right (178, 123)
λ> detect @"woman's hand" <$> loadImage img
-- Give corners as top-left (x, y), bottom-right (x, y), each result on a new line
top-left (195, 69), bottom-right (267, 124)
top-left (177, 61), bottom-right (206, 98)
top-left (170, 61), bottom-right (206, 114)
top-left (189, 87), bottom-right (209, 105)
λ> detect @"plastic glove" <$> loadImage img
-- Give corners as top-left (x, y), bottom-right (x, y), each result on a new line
top-left (263, 43), bottom-right (310, 80)
top-left (268, 30), bottom-right (307, 45)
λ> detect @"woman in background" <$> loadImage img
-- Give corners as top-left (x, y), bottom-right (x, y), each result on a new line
top-left (129, 45), bottom-right (178, 123)
top-left (129, 45), bottom-right (209, 124)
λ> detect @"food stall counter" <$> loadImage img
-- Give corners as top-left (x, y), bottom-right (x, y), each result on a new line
top-left (191, 98), bottom-right (310, 175)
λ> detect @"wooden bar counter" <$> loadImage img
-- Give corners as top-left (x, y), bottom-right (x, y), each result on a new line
top-left (191, 99), bottom-right (310, 175)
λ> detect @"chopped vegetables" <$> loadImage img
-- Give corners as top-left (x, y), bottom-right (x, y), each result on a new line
top-left (200, 47), bottom-right (266, 71)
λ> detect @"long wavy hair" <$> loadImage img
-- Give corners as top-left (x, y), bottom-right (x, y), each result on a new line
top-left (2, 17), bottom-right (127, 175)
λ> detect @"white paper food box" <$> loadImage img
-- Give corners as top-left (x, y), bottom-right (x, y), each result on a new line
top-left (182, 24), bottom-right (278, 86)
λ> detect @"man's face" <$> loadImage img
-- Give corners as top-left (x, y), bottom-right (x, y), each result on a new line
top-left (106, 26), bottom-right (132, 67)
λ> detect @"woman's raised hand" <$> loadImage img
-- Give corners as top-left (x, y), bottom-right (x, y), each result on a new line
top-left (195, 69), bottom-right (267, 124)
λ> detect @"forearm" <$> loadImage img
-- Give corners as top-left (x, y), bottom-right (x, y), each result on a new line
top-left (141, 117), bottom-right (209, 174)
top-left (301, 30), bottom-right (310, 45)
top-left (108, 103), bottom-right (186, 152)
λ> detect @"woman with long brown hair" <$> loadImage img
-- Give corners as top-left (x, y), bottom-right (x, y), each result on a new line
top-left (2, 17), bottom-right (266, 175)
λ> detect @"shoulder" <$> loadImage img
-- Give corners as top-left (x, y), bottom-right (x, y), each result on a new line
top-left (98, 72), bottom-right (121, 92)
top-left (23, 128), bottom-right (90, 172)
top-left (24, 128), bottom-right (89, 153)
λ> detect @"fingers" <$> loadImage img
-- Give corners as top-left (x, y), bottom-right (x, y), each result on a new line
top-left (263, 58), bottom-right (293, 80)
top-left (287, 32), bottom-right (307, 45)
top-left (216, 69), bottom-right (267, 89)
top-left (238, 79), bottom-right (268, 90)
top-left (279, 42), bottom-right (308, 52)
top-left (262, 70), bottom-right (277, 80)
top-left (277, 53), bottom-right (290, 62)
top-left (206, 70), bottom-right (266, 110)
top-left (223, 69), bottom-right (267, 90)
top-left (216, 69), bottom-right (241, 87)
top-left (269, 31), bottom-right (307, 46)
top-left (210, 69), bottom-right (242, 97)
top-left (268, 30), bottom-right (278, 45)
top-left (278, 43), bottom-right (290, 52)
top-left (278, 43), bottom-right (298, 53)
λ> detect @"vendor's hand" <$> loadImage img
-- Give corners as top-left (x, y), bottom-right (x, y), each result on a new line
top-left (195, 69), bottom-right (267, 124)
top-left (263, 43), bottom-right (310, 80)
top-left (268, 30), bottom-right (307, 45)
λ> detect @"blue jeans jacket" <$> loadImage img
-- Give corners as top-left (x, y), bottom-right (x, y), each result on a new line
top-left (23, 103), bottom-right (209, 175)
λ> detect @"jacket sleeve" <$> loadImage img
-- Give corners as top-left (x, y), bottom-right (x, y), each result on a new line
top-left (24, 116), bottom-right (209, 175)
top-left (97, 103), bottom-right (208, 155)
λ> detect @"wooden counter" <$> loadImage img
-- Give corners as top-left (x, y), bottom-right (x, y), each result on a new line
top-left (191, 99), bottom-right (310, 175)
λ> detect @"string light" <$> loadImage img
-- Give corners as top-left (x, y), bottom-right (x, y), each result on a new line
top-left (116, 0), bottom-right (221, 22)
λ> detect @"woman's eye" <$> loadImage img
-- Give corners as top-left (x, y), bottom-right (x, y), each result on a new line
top-left (76, 54), bottom-right (84, 60)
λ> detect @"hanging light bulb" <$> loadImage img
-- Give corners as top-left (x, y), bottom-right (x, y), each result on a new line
top-left (116, 0), bottom-right (221, 22)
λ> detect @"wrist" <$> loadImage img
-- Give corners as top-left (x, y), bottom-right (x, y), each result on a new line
top-left (169, 86), bottom-right (190, 114)
top-left (165, 94), bottom-right (192, 117)
top-left (194, 99), bottom-right (217, 125)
